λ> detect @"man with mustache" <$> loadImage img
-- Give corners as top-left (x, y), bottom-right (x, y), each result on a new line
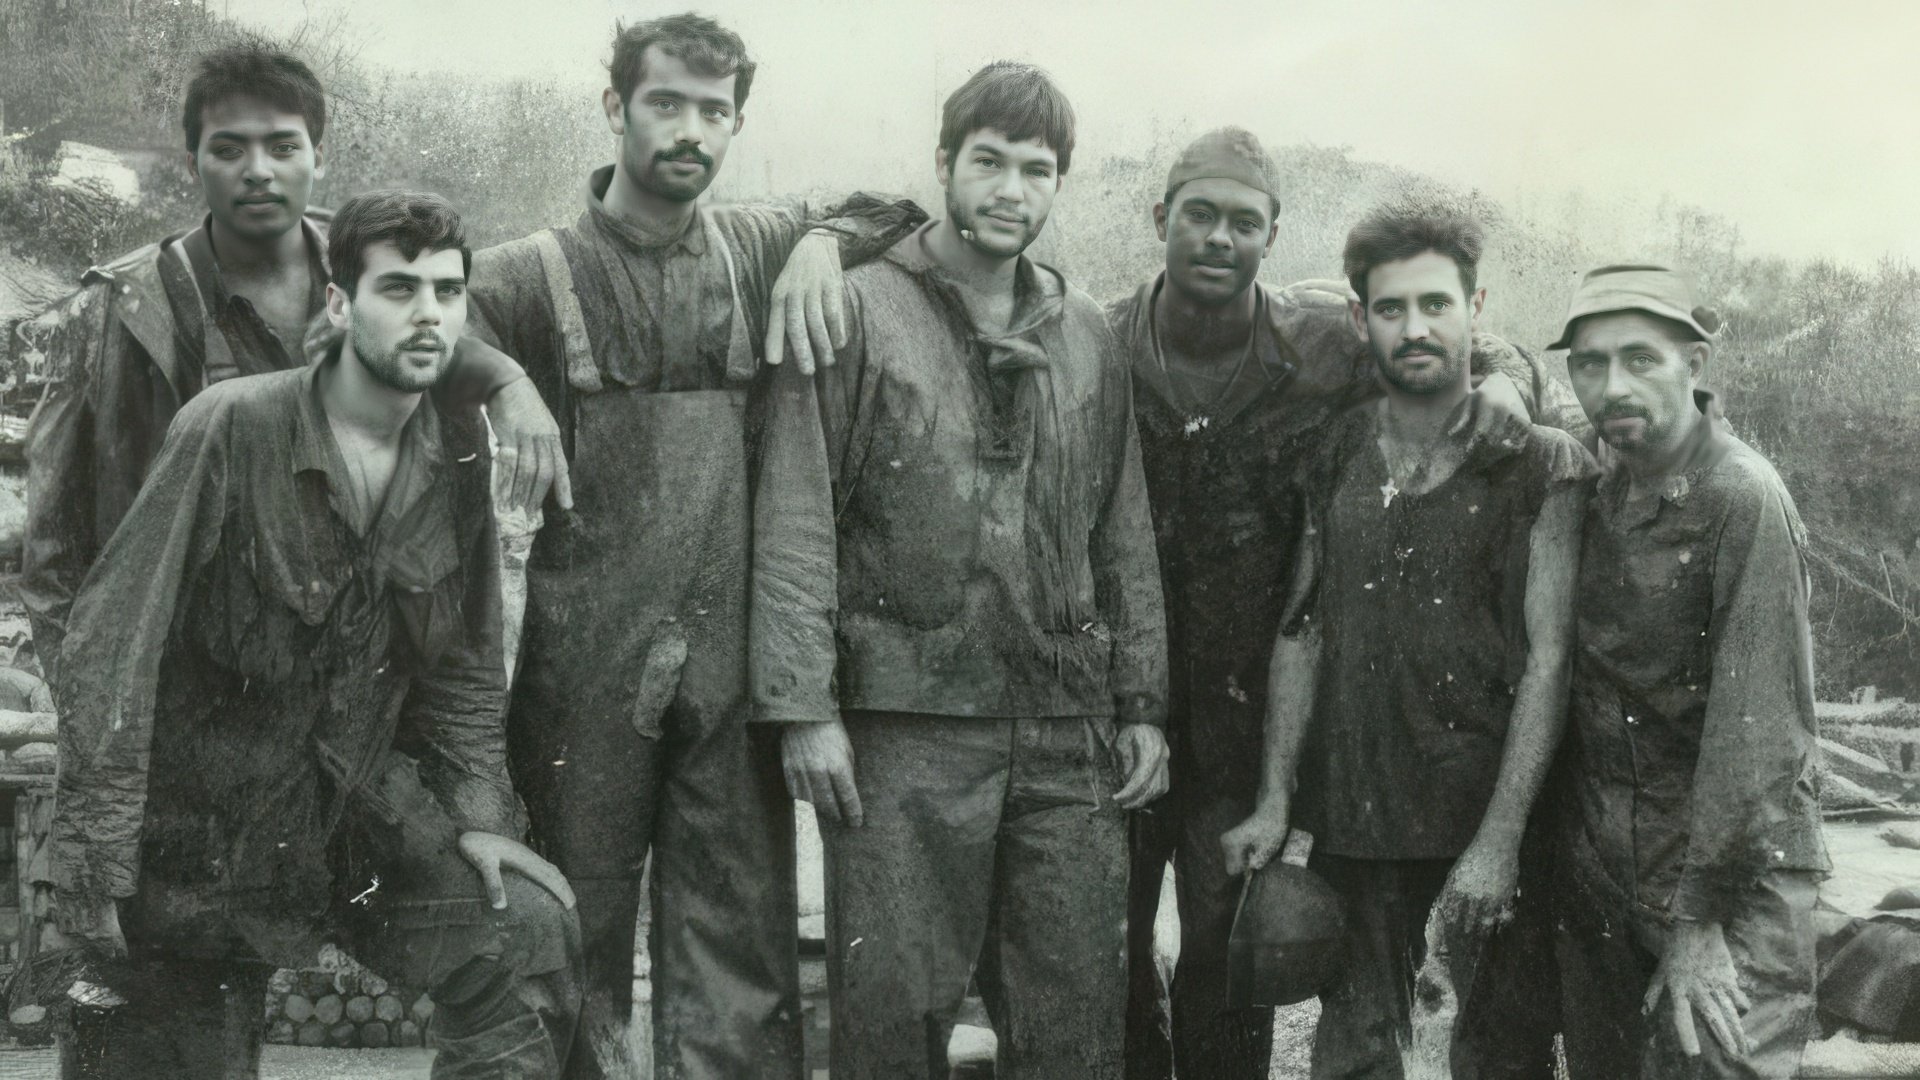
top-left (46, 190), bottom-right (583, 1079)
top-left (1220, 202), bottom-right (1595, 1078)
top-left (463, 13), bottom-right (923, 1078)
top-left (751, 61), bottom-right (1168, 1079)
top-left (1550, 265), bottom-right (1827, 1079)
top-left (21, 43), bottom-right (564, 684)
top-left (1110, 129), bottom-right (1587, 1079)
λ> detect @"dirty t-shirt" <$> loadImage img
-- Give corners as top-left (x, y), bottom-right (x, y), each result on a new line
top-left (1561, 392), bottom-right (1830, 924)
top-left (1291, 402), bottom-right (1597, 860)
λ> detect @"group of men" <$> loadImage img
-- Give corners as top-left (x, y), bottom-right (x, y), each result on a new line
top-left (15, 10), bottom-right (1827, 1080)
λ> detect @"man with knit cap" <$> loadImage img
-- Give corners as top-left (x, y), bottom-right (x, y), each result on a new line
top-left (1550, 265), bottom-right (1827, 1079)
top-left (1111, 128), bottom-right (1585, 1079)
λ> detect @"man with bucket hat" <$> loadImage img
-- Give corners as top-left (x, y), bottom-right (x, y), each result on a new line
top-left (1550, 264), bottom-right (1829, 1079)
top-left (1110, 128), bottom-right (1583, 1078)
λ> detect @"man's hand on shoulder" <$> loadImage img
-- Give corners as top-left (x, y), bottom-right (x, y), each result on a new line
top-left (782, 719), bottom-right (863, 827)
top-left (764, 230), bottom-right (847, 376)
top-left (1451, 369), bottom-right (1533, 448)
top-left (1646, 919), bottom-right (1753, 1060)
top-left (486, 376), bottom-right (573, 515)
top-left (457, 831), bottom-right (576, 911)
top-left (1113, 723), bottom-right (1169, 810)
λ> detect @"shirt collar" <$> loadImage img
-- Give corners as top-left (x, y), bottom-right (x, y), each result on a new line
top-left (184, 213), bottom-right (330, 313)
top-left (581, 164), bottom-right (708, 255)
top-left (291, 348), bottom-right (445, 483)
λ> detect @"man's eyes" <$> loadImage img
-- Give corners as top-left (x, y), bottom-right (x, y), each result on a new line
top-left (436, 284), bottom-right (465, 298)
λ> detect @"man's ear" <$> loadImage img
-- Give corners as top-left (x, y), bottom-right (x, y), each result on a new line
top-left (1152, 201), bottom-right (1169, 243)
top-left (731, 110), bottom-right (745, 136)
top-left (1348, 297), bottom-right (1370, 344)
top-left (311, 142), bottom-right (326, 184)
top-left (603, 88), bottom-right (626, 135)
top-left (1687, 340), bottom-right (1710, 381)
top-left (1263, 221), bottom-right (1279, 256)
top-left (1470, 286), bottom-right (1487, 324)
top-left (185, 148), bottom-right (201, 184)
top-left (325, 281), bottom-right (351, 331)
top-left (935, 146), bottom-right (951, 188)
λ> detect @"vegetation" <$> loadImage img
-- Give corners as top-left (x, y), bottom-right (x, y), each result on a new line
top-left (4, 0), bottom-right (1915, 696)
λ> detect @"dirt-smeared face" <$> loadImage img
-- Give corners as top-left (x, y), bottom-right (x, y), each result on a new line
top-left (1566, 309), bottom-right (1705, 453)
top-left (607, 46), bottom-right (742, 205)
top-left (189, 96), bottom-right (322, 244)
top-left (1156, 177), bottom-right (1276, 308)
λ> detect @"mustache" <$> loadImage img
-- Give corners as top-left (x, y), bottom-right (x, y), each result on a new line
top-left (975, 204), bottom-right (1029, 225)
top-left (1392, 341), bottom-right (1447, 360)
top-left (1597, 403), bottom-right (1651, 423)
top-left (398, 333), bottom-right (448, 353)
top-left (655, 145), bottom-right (714, 168)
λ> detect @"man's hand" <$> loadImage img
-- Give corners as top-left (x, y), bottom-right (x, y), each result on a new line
top-left (45, 891), bottom-right (127, 960)
top-left (457, 831), bottom-right (577, 912)
top-left (1220, 798), bottom-right (1291, 877)
top-left (1112, 723), bottom-right (1170, 810)
top-left (783, 720), bottom-right (863, 827)
top-left (1435, 837), bottom-right (1521, 933)
top-left (764, 231), bottom-right (847, 375)
top-left (485, 376), bottom-right (574, 515)
top-left (1450, 369), bottom-right (1533, 448)
top-left (1645, 920), bottom-right (1753, 1059)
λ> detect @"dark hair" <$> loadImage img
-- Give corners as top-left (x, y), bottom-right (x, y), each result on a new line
top-left (608, 13), bottom-right (756, 109)
top-left (181, 43), bottom-right (327, 153)
top-left (1342, 200), bottom-right (1486, 305)
top-left (940, 61), bottom-right (1077, 175)
top-left (327, 190), bottom-right (471, 297)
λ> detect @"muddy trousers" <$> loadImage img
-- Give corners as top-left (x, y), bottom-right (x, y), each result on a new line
top-left (1124, 730), bottom-right (1271, 1080)
top-left (821, 712), bottom-right (1129, 1080)
top-left (1308, 852), bottom-right (1559, 1080)
top-left (516, 703), bottom-right (800, 1080)
top-left (1555, 871), bottom-right (1820, 1080)
top-left (59, 875), bottom-right (583, 1079)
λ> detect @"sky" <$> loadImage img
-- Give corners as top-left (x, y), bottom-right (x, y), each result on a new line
top-left (228, 0), bottom-right (1920, 268)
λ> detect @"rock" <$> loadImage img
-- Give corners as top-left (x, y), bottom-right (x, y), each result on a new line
top-left (328, 1021), bottom-right (356, 1046)
top-left (296, 1020), bottom-right (328, 1046)
top-left (313, 993), bottom-right (344, 1024)
top-left (395, 1019), bottom-right (423, 1047)
top-left (360, 971), bottom-right (388, 998)
top-left (299, 971), bottom-right (332, 998)
top-left (410, 993), bottom-right (435, 1024)
top-left (9, 1004), bottom-right (45, 1025)
top-left (344, 994), bottom-right (374, 1022)
top-left (264, 1019), bottom-right (295, 1044)
top-left (267, 969), bottom-right (298, 995)
top-left (283, 994), bottom-right (315, 1023)
top-left (374, 993), bottom-right (404, 1022)
top-left (360, 1020), bottom-right (390, 1048)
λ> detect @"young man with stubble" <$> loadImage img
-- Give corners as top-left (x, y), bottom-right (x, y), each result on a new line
top-left (462, 14), bottom-right (924, 1078)
top-left (751, 61), bottom-right (1170, 1080)
top-left (1220, 203), bottom-right (1597, 1079)
top-left (47, 190), bottom-right (583, 1080)
top-left (22, 43), bottom-right (562, 684)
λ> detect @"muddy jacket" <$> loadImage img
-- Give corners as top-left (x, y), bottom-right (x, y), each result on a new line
top-left (49, 363), bottom-right (514, 957)
top-left (1109, 274), bottom-right (1588, 767)
top-left (753, 224), bottom-right (1168, 726)
top-left (1562, 393), bottom-right (1829, 926)
top-left (20, 212), bottom-right (509, 682)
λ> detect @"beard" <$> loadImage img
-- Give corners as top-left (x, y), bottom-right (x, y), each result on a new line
top-left (635, 139), bottom-right (716, 204)
top-left (352, 323), bottom-right (449, 393)
top-left (1375, 338), bottom-right (1469, 396)
top-left (947, 187), bottom-right (1041, 259)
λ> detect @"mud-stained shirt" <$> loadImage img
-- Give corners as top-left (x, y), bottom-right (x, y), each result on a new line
top-left (48, 362), bottom-right (515, 955)
top-left (1290, 403), bottom-right (1598, 859)
top-left (1563, 392), bottom-right (1830, 924)
top-left (752, 224), bottom-right (1168, 726)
